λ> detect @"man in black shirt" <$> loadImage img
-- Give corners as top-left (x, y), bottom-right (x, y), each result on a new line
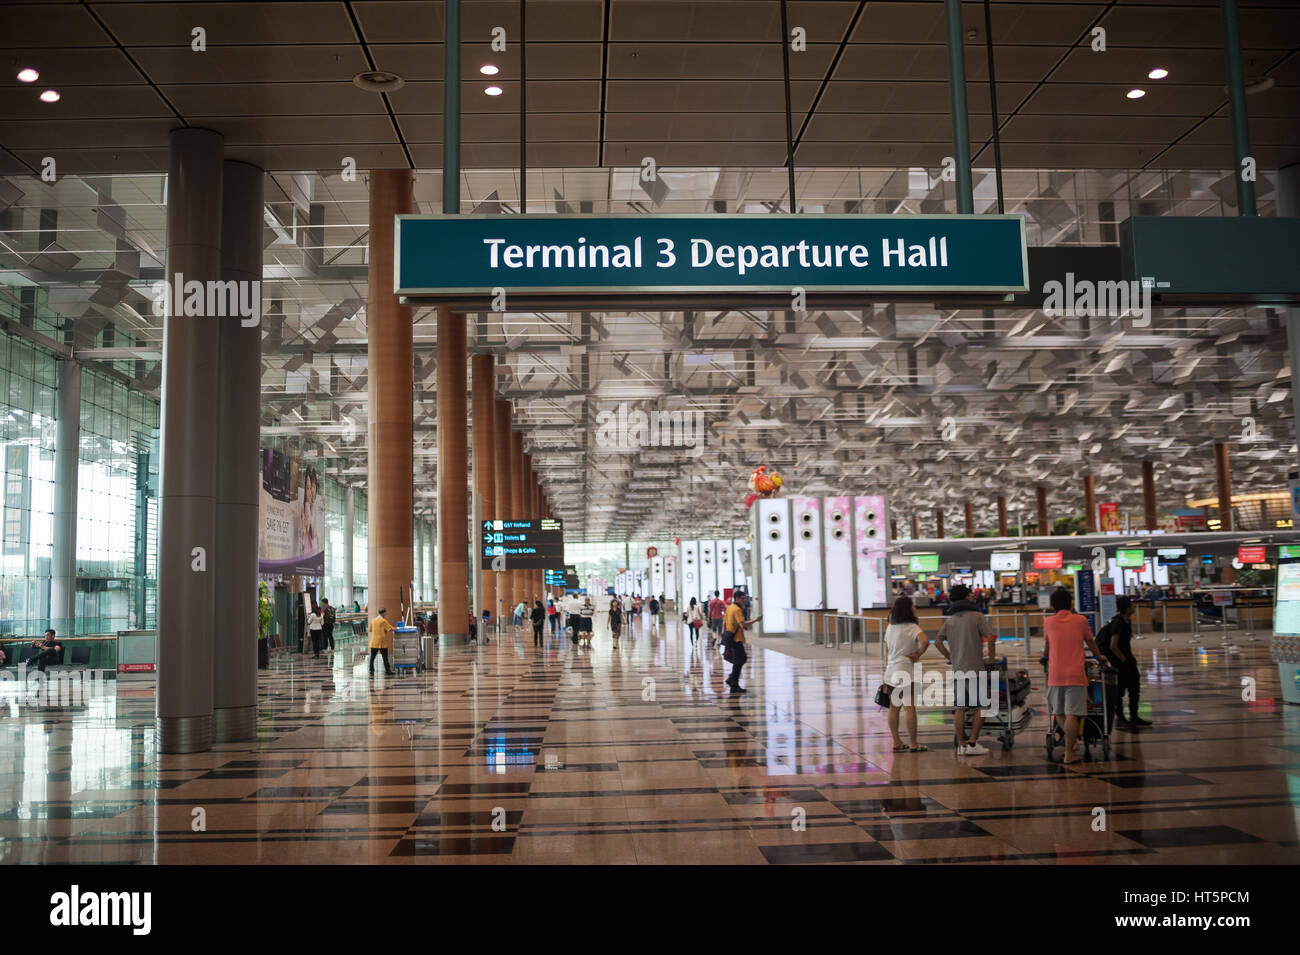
top-left (1098, 596), bottom-right (1152, 728)
top-left (29, 629), bottom-right (62, 673)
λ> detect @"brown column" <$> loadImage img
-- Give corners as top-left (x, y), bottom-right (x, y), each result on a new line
top-left (1214, 442), bottom-right (1233, 531)
top-left (366, 170), bottom-right (414, 623)
top-left (472, 353), bottom-right (496, 626)
top-left (890, 519), bottom-right (898, 540)
top-left (934, 509), bottom-right (944, 538)
top-left (437, 305), bottom-right (469, 643)
top-left (1142, 460), bottom-right (1157, 531)
top-left (493, 398), bottom-right (513, 617)
top-left (1083, 473), bottom-right (1097, 533)
top-left (911, 513), bottom-right (920, 539)
top-left (964, 501), bottom-right (974, 537)
top-left (997, 495), bottom-right (1008, 536)
top-left (1036, 486), bottom-right (1048, 535)
top-left (511, 429), bottom-right (526, 607)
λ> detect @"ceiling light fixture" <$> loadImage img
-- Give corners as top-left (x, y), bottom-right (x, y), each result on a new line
top-left (485, 85), bottom-right (503, 96)
top-left (39, 89), bottom-right (60, 103)
top-left (17, 68), bottom-right (38, 83)
top-left (351, 70), bottom-right (406, 92)
top-left (480, 64), bottom-right (499, 75)
top-left (1126, 88), bottom-right (1146, 99)
top-left (1147, 68), bottom-right (1168, 79)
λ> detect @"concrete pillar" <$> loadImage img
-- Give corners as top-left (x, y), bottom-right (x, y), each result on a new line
top-left (997, 495), bottom-right (1008, 536)
top-left (1083, 473), bottom-right (1097, 533)
top-left (472, 353), bottom-right (497, 627)
top-left (414, 519), bottom-right (424, 602)
top-left (1142, 460), bottom-right (1158, 531)
top-left (212, 159), bottom-right (262, 743)
top-left (511, 429), bottom-right (525, 607)
top-left (1214, 442), bottom-right (1233, 531)
top-left (493, 398), bottom-right (513, 616)
top-left (157, 127), bottom-right (224, 754)
top-left (437, 305), bottom-right (469, 643)
top-left (50, 358), bottom-right (80, 636)
top-left (344, 484), bottom-right (355, 606)
top-left (366, 170), bottom-right (414, 626)
top-left (934, 508), bottom-right (944, 538)
top-left (1036, 486), bottom-right (1048, 535)
top-left (964, 501), bottom-right (974, 537)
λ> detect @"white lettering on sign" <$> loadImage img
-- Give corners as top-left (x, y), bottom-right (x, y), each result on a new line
top-left (476, 236), bottom-right (947, 278)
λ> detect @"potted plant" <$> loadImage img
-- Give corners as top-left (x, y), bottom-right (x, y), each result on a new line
top-left (257, 580), bottom-right (272, 670)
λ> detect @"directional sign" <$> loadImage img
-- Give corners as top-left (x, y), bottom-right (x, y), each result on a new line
top-left (396, 214), bottom-right (1029, 300)
top-left (481, 518), bottom-right (565, 569)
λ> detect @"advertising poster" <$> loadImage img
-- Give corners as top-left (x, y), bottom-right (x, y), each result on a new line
top-left (258, 448), bottom-right (325, 576)
top-left (1098, 501), bottom-right (1119, 532)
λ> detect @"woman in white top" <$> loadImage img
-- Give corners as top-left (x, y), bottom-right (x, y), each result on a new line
top-left (883, 595), bottom-right (930, 751)
top-left (686, 597), bottom-right (704, 645)
top-left (307, 607), bottom-right (325, 659)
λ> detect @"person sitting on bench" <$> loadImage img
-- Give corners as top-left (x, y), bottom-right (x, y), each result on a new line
top-left (29, 629), bottom-right (63, 672)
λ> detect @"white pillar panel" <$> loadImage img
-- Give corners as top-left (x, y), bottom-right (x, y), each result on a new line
top-left (854, 494), bottom-right (889, 610)
top-left (700, 540), bottom-right (718, 598)
top-left (791, 496), bottom-right (824, 609)
top-left (756, 498), bottom-right (794, 634)
top-left (716, 540), bottom-right (733, 595)
top-left (664, 556), bottom-right (678, 605)
top-left (651, 555), bottom-right (664, 596)
top-left (823, 495), bottom-right (854, 612)
top-left (680, 540), bottom-right (700, 606)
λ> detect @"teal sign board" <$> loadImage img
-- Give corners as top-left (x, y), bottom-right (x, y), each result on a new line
top-left (1121, 216), bottom-right (1300, 299)
top-left (395, 214), bottom-right (1028, 297)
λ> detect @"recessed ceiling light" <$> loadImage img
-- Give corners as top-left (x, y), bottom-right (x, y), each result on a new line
top-left (1126, 88), bottom-right (1146, 99)
top-left (480, 64), bottom-right (499, 76)
top-left (351, 70), bottom-right (405, 92)
top-left (17, 68), bottom-right (38, 83)
top-left (1148, 68), bottom-right (1168, 80)
top-left (485, 85), bottom-right (503, 96)
top-left (39, 89), bottom-right (60, 103)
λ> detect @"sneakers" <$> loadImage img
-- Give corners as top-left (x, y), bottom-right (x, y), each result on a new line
top-left (959, 742), bottom-right (989, 756)
top-left (1129, 716), bottom-right (1152, 726)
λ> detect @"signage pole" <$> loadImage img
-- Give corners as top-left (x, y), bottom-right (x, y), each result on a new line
top-left (944, 0), bottom-right (974, 214)
top-left (779, 0), bottom-right (797, 212)
top-left (443, 0), bottom-right (461, 215)
top-left (1219, 0), bottom-right (1256, 216)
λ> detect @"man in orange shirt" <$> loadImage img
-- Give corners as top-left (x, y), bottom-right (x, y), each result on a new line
top-left (721, 591), bottom-right (762, 693)
top-left (1043, 588), bottom-right (1107, 764)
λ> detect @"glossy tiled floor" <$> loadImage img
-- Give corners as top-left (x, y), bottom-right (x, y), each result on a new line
top-left (2, 616), bottom-right (1297, 864)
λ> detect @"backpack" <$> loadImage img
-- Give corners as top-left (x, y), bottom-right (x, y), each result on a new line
top-left (1095, 619), bottom-right (1115, 657)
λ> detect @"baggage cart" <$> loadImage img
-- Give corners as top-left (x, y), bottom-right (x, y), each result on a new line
top-left (391, 625), bottom-right (424, 672)
top-left (1044, 657), bottom-right (1115, 761)
top-left (958, 657), bottom-right (1034, 751)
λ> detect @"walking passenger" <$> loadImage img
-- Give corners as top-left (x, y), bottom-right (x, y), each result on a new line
top-left (531, 600), bottom-right (546, 648)
top-left (707, 591), bottom-right (725, 644)
top-left (720, 593), bottom-right (762, 693)
top-left (368, 608), bottom-right (396, 676)
top-left (883, 596), bottom-right (930, 752)
top-left (1044, 588), bottom-right (1108, 764)
top-left (1097, 596), bottom-right (1150, 728)
top-left (686, 597), bottom-right (704, 644)
top-left (933, 584), bottom-right (996, 755)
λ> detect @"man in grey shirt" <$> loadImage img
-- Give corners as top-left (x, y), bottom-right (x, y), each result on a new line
top-left (934, 584), bottom-right (997, 755)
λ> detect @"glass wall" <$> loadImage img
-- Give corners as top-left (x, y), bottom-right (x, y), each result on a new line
top-left (0, 334), bottom-right (58, 638)
top-left (76, 368), bottom-right (158, 633)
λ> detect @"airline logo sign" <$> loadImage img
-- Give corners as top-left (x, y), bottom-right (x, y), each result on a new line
top-left (1033, 551), bottom-right (1064, 570)
top-left (1238, 545), bottom-right (1267, 564)
top-left (395, 214), bottom-right (1028, 298)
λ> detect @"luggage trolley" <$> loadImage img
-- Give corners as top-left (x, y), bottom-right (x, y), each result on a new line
top-left (1044, 657), bottom-right (1115, 761)
top-left (956, 657), bottom-right (1034, 751)
top-left (391, 625), bottom-right (425, 673)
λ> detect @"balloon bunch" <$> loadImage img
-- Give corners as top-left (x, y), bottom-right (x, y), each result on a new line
top-left (743, 465), bottom-right (783, 509)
